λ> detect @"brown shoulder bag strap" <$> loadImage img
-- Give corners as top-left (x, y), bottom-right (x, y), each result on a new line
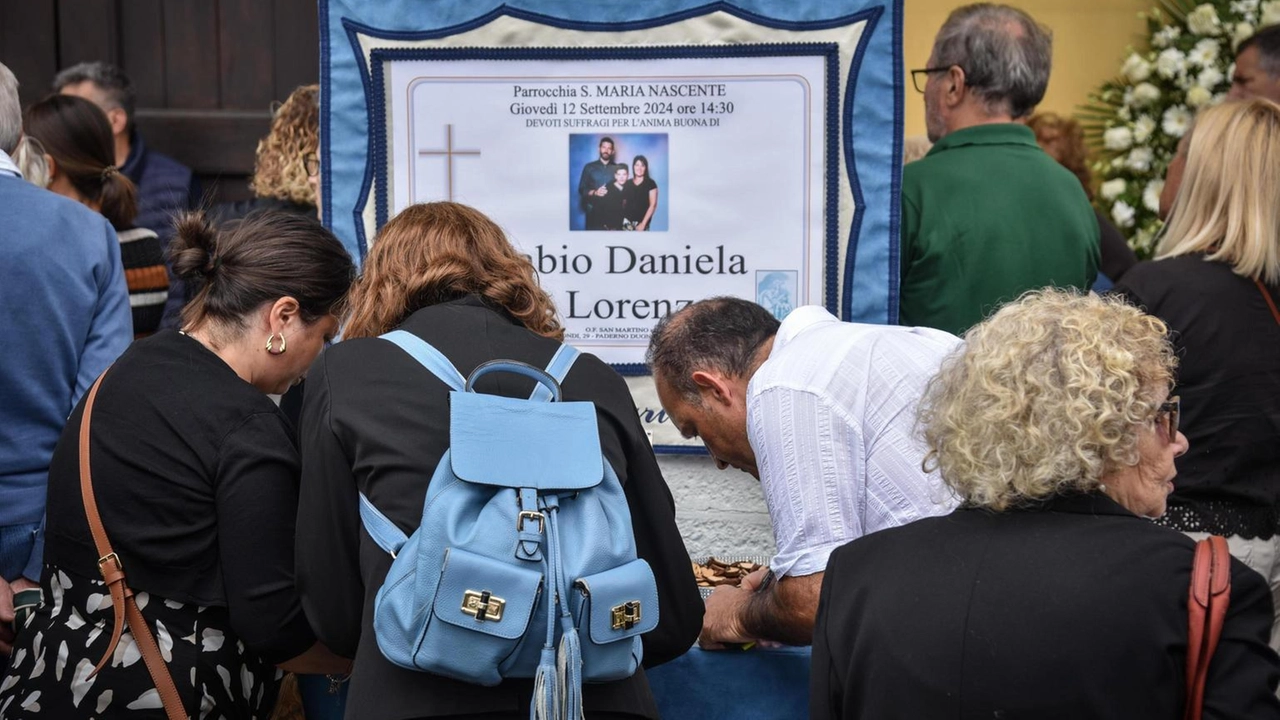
top-left (1184, 535), bottom-right (1232, 720)
top-left (1257, 279), bottom-right (1280, 327)
top-left (79, 371), bottom-right (188, 720)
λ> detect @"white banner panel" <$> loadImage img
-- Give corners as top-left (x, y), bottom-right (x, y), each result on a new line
top-left (386, 56), bottom-right (827, 365)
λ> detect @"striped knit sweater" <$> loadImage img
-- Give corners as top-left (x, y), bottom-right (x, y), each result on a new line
top-left (116, 227), bottom-right (168, 338)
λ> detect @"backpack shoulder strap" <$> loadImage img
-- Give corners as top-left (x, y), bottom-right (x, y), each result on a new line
top-left (359, 492), bottom-right (409, 557)
top-left (529, 344), bottom-right (581, 401)
top-left (363, 329), bottom-right (461, 557)
top-left (381, 329), bottom-right (465, 391)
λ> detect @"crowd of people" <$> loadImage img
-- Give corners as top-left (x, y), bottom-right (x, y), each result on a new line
top-left (0, 2), bottom-right (1278, 719)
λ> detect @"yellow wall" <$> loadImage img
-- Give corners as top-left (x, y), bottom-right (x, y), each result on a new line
top-left (903, 0), bottom-right (1152, 137)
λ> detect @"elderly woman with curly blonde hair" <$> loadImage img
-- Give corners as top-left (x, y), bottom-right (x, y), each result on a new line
top-left (217, 84), bottom-right (320, 223)
top-left (811, 290), bottom-right (1280, 720)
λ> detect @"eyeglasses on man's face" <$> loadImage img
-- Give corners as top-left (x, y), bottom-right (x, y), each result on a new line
top-left (303, 153), bottom-right (320, 177)
top-left (910, 66), bottom-right (953, 93)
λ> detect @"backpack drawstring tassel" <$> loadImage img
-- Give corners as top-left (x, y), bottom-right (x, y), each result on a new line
top-left (556, 623), bottom-right (584, 719)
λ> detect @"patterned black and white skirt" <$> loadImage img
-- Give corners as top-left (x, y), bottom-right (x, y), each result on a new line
top-left (0, 565), bottom-right (284, 719)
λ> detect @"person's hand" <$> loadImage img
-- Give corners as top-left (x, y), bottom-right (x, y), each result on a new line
top-left (595, 185), bottom-right (608, 197)
top-left (738, 566), bottom-right (771, 592)
top-left (0, 576), bottom-right (17, 656)
top-left (698, 584), bottom-right (754, 650)
top-left (636, 220), bottom-right (648, 231)
top-left (1, 576), bottom-right (39, 655)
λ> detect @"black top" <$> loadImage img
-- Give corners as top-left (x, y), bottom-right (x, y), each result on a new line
top-left (595, 181), bottom-right (630, 230)
top-left (296, 296), bottom-right (703, 719)
top-left (1114, 255), bottom-right (1280, 537)
top-left (811, 493), bottom-right (1280, 720)
top-left (624, 177), bottom-right (658, 224)
top-left (43, 330), bottom-right (316, 664)
top-left (1096, 209), bottom-right (1138, 282)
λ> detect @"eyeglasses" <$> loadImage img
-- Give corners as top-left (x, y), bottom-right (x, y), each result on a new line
top-left (303, 153), bottom-right (320, 177)
top-left (910, 66), bottom-right (954, 93)
top-left (1154, 396), bottom-right (1180, 440)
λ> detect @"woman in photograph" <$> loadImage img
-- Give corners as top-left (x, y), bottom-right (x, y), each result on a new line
top-left (624, 155), bottom-right (659, 231)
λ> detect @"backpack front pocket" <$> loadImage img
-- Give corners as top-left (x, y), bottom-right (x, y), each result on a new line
top-left (414, 547), bottom-right (543, 685)
top-left (572, 558), bottom-right (658, 681)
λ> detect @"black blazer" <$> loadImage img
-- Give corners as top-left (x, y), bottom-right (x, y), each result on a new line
top-left (811, 493), bottom-right (1280, 720)
top-left (296, 296), bottom-right (703, 719)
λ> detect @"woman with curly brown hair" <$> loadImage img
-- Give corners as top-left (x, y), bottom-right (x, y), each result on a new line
top-left (295, 202), bottom-right (702, 719)
top-left (811, 290), bottom-right (1280, 720)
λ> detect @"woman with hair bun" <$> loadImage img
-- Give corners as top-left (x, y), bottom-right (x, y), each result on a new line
top-left (0, 210), bottom-right (356, 719)
top-left (24, 94), bottom-right (167, 337)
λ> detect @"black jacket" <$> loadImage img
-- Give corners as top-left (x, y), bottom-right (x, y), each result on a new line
top-left (811, 492), bottom-right (1280, 720)
top-left (296, 296), bottom-right (702, 719)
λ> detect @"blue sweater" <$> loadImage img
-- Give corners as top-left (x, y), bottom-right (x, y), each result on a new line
top-left (0, 175), bottom-right (132, 577)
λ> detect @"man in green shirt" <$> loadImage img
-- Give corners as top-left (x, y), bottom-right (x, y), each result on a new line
top-left (901, 4), bottom-right (1099, 336)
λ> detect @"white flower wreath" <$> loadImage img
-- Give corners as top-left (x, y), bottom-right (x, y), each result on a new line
top-left (1082, 0), bottom-right (1261, 256)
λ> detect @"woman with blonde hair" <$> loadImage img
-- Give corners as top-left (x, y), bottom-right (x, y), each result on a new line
top-left (295, 202), bottom-right (702, 719)
top-left (1114, 98), bottom-right (1280, 652)
top-left (811, 289), bottom-right (1279, 719)
top-left (217, 84), bottom-right (320, 223)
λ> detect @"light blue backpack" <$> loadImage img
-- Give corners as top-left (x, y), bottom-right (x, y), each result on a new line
top-left (359, 330), bottom-right (659, 719)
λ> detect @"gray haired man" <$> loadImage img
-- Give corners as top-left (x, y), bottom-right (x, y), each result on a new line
top-left (899, 3), bottom-right (1099, 336)
top-left (1229, 24), bottom-right (1280, 103)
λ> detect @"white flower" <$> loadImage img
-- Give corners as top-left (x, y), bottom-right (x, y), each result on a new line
top-left (1198, 66), bottom-right (1225, 89)
top-left (1188, 39), bottom-right (1221, 68)
top-left (1263, 0), bottom-right (1280, 26)
top-left (1122, 53), bottom-right (1154, 83)
top-left (1104, 126), bottom-right (1135, 150)
top-left (1118, 105), bottom-right (1134, 121)
top-left (1163, 105), bottom-right (1194, 137)
top-left (1156, 48), bottom-right (1188, 79)
top-left (1127, 147), bottom-right (1155, 172)
top-left (1133, 225), bottom-right (1158, 253)
top-left (1143, 180), bottom-right (1165, 213)
top-left (1186, 4), bottom-right (1222, 36)
top-left (1100, 178), bottom-right (1128, 201)
top-left (1133, 115), bottom-right (1157, 143)
top-left (1186, 85), bottom-right (1214, 107)
top-left (1133, 83), bottom-right (1162, 106)
top-left (1112, 200), bottom-right (1137, 229)
top-left (1154, 25), bottom-right (1183, 48)
top-left (1234, 22), bottom-right (1256, 50)
top-left (1231, 0), bottom-right (1259, 14)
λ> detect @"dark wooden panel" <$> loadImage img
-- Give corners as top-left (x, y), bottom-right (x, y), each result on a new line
top-left (0, 0), bottom-right (59, 106)
top-left (134, 108), bottom-right (269, 174)
top-left (163, 0), bottom-right (218, 109)
top-left (219, 0), bottom-right (274, 110)
top-left (56, 0), bottom-right (118, 70)
top-left (119, 0), bottom-right (166, 107)
top-left (272, 0), bottom-right (319, 97)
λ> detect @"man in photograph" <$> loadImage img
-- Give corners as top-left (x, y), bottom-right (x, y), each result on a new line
top-left (576, 136), bottom-right (622, 230)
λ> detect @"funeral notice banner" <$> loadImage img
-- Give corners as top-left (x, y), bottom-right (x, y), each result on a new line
top-left (380, 53), bottom-right (828, 364)
top-left (323, 1), bottom-right (904, 448)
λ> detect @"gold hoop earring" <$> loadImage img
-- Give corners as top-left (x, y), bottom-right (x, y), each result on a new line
top-left (266, 333), bottom-right (287, 355)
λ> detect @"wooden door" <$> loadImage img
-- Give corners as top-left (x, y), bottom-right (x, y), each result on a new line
top-left (0, 0), bottom-right (319, 203)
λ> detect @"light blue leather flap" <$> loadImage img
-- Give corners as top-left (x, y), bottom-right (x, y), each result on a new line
top-left (449, 391), bottom-right (604, 491)
top-left (433, 548), bottom-right (542, 640)
top-left (573, 559), bottom-right (659, 645)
